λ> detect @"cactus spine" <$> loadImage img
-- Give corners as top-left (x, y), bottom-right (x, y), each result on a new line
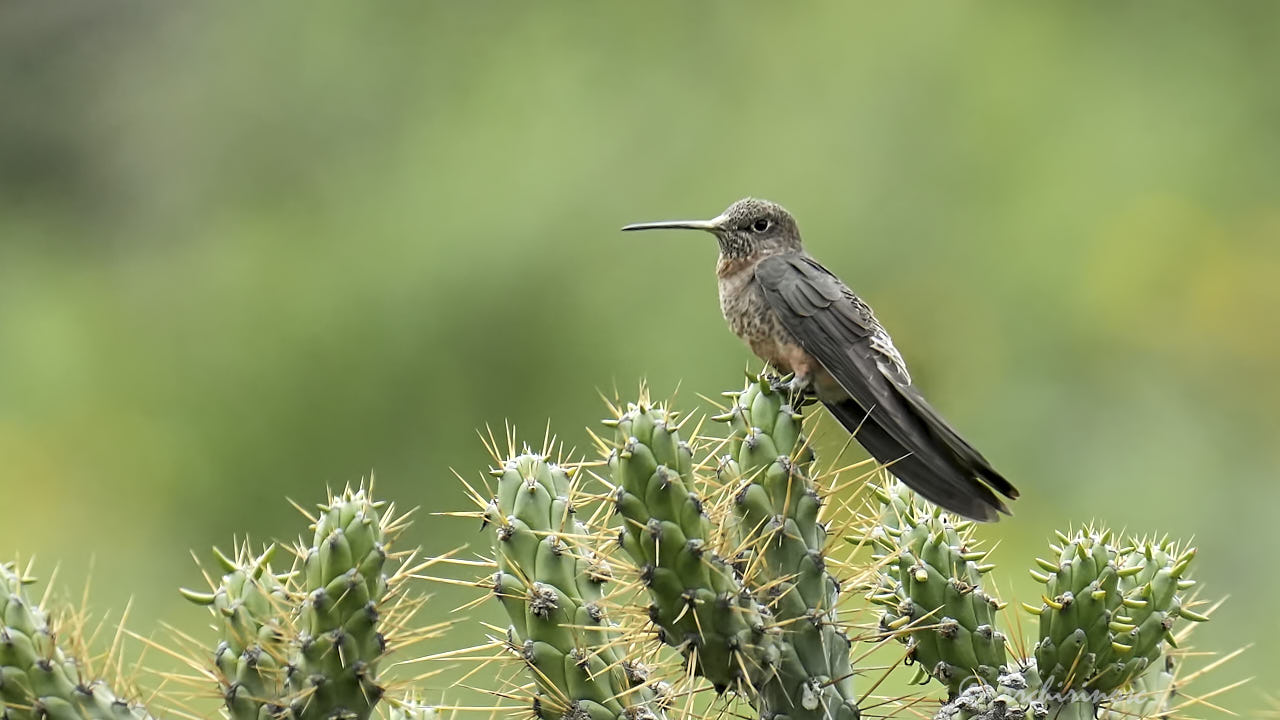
top-left (388, 698), bottom-right (437, 720)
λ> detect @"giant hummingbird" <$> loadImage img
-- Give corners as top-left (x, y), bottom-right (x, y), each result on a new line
top-left (622, 197), bottom-right (1018, 521)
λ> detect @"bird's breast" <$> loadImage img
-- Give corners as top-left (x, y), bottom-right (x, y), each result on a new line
top-left (717, 265), bottom-right (814, 378)
top-left (716, 262), bottom-right (761, 338)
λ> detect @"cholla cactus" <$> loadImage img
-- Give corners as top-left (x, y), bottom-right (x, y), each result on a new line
top-left (179, 544), bottom-right (291, 719)
top-left (479, 450), bottom-right (667, 720)
top-left (288, 487), bottom-right (397, 718)
top-left (864, 482), bottom-right (1006, 696)
top-left (713, 380), bottom-right (859, 720)
top-left (1026, 529), bottom-right (1204, 694)
top-left (606, 399), bottom-right (773, 698)
top-left (0, 562), bottom-right (154, 720)
top-left (182, 484), bottom-right (432, 720)
top-left (0, 372), bottom-right (1241, 720)
top-left (602, 389), bottom-right (863, 720)
top-left (863, 479), bottom-right (1219, 720)
top-left (446, 377), bottom-right (864, 720)
top-left (443, 377), bottom-right (1234, 720)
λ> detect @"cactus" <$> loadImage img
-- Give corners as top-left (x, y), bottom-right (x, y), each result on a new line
top-left (1026, 529), bottom-right (1205, 696)
top-left (601, 392), bottom-right (863, 720)
top-left (182, 484), bottom-right (429, 720)
top-left (289, 486), bottom-right (397, 718)
top-left (713, 380), bottom-right (859, 720)
top-left (605, 399), bottom-right (774, 699)
top-left (0, 372), bottom-right (1240, 720)
top-left (864, 478), bottom-right (1217, 720)
top-left (864, 482), bottom-right (1006, 696)
top-left (179, 543), bottom-right (291, 720)
top-left (479, 450), bottom-right (667, 720)
top-left (0, 562), bottom-right (154, 720)
top-left (1103, 655), bottom-right (1178, 719)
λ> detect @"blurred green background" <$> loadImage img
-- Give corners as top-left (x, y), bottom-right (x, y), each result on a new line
top-left (1, 2), bottom-right (1276, 717)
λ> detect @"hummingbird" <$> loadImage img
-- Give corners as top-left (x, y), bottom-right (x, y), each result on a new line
top-left (622, 197), bottom-right (1018, 521)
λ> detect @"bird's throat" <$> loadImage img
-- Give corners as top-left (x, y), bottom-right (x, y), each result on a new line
top-left (716, 254), bottom-right (757, 279)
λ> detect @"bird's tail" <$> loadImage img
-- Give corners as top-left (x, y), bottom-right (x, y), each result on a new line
top-left (824, 397), bottom-right (1015, 522)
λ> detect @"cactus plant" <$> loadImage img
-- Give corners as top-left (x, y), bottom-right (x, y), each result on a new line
top-left (179, 543), bottom-right (291, 720)
top-left (864, 479), bottom-right (1215, 720)
top-left (605, 399), bottom-right (771, 699)
top-left (180, 484), bottom-right (434, 720)
top-left (479, 450), bottom-right (667, 720)
top-left (0, 561), bottom-right (154, 720)
top-left (600, 389), bottom-right (861, 720)
top-left (0, 372), bottom-right (1240, 720)
top-left (864, 481), bottom-right (1007, 696)
top-left (1027, 529), bottom-right (1203, 696)
top-left (713, 380), bottom-right (859, 720)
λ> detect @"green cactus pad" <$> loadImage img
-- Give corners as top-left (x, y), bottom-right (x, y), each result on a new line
top-left (864, 481), bottom-right (1006, 696)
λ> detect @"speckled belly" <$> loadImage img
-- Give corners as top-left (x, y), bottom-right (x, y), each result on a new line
top-left (720, 280), bottom-right (812, 377)
top-left (718, 272), bottom-right (848, 401)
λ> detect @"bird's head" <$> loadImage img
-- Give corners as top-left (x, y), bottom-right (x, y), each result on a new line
top-left (622, 197), bottom-right (802, 260)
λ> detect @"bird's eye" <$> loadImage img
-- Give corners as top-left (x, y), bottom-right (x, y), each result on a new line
top-left (752, 219), bottom-right (771, 232)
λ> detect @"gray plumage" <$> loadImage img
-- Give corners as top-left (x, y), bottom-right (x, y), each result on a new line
top-left (622, 197), bottom-right (1018, 521)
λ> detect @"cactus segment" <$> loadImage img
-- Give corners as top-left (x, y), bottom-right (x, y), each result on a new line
top-left (185, 485), bottom-right (405, 720)
top-left (608, 401), bottom-right (771, 694)
top-left (485, 452), bottom-right (665, 720)
top-left (284, 486), bottom-right (394, 720)
top-left (715, 378), bottom-right (859, 720)
top-left (1098, 655), bottom-right (1178, 719)
top-left (0, 563), bottom-right (154, 720)
top-left (865, 481), bottom-right (1007, 697)
top-left (195, 544), bottom-right (291, 720)
top-left (1029, 530), bottom-right (1200, 696)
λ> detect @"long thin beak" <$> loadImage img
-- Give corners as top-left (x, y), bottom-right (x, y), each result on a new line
top-left (621, 216), bottom-right (722, 233)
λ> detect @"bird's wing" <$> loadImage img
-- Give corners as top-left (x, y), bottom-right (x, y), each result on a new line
top-left (754, 253), bottom-right (1017, 510)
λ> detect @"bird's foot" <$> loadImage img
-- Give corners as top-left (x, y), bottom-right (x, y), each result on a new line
top-left (761, 370), bottom-right (790, 393)
top-left (766, 372), bottom-right (818, 408)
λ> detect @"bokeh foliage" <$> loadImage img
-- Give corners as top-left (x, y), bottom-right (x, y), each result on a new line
top-left (0, 2), bottom-right (1275, 717)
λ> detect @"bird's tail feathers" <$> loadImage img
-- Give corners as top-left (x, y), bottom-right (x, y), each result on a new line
top-left (895, 387), bottom-right (1019, 500)
top-left (823, 397), bottom-right (1011, 522)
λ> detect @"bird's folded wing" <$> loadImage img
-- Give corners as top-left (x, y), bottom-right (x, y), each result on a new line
top-left (753, 253), bottom-right (1016, 500)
